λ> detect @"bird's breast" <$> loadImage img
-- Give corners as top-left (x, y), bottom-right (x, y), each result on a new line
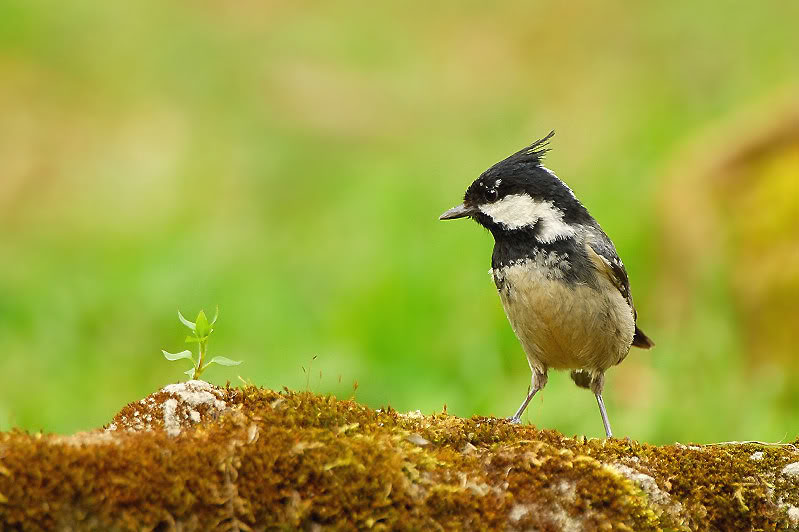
top-left (492, 258), bottom-right (635, 373)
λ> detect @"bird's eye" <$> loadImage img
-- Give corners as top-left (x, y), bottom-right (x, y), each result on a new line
top-left (486, 189), bottom-right (498, 201)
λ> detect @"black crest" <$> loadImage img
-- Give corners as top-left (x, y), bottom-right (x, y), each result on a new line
top-left (506, 130), bottom-right (555, 166)
top-left (477, 130), bottom-right (557, 186)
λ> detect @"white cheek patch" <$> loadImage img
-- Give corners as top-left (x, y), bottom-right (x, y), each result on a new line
top-left (479, 193), bottom-right (575, 243)
top-left (479, 193), bottom-right (537, 230)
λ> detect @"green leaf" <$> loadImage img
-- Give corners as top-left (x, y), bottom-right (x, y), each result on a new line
top-left (178, 311), bottom-right (196, 331)
top-left (207, 356), bottom-right (242, 367)
top-left (184, 367), bottom-right (196, 379)
top-left (195, 310), bottom-right (210, 337)
top-left (185, 335), bottom-right (201, 344)
top-left (162, 349), bottom-right (194, 362)
top-left (210, 305), bottom-right (219, 326)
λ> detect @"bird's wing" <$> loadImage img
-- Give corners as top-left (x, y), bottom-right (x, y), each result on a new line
top-left (585, 230), bottom-right (654, 348)
top-left (585, 238), bottom-right (635, 318)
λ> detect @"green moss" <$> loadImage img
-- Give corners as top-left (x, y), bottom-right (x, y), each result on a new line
top-left (1, 384), bottom-right (798, 530)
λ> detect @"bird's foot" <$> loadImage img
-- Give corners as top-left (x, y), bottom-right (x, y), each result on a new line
top-left (507, 416), bottom-right (522, 425)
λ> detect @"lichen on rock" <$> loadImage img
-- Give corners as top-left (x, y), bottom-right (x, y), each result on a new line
top-left (106, 379), bottom-right (229, 436)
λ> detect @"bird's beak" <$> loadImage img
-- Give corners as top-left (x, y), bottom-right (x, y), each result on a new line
top-left (439, 203), bottom-right (476, 220)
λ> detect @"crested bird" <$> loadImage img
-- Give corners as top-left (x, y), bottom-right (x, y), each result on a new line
top-left (439, 132), bottom-right (653, 438)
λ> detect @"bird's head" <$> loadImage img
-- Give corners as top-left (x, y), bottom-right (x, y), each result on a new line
top-left (439, 131), bottom-right (590, 244)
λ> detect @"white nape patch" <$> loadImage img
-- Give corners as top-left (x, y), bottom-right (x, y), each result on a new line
top-left (479, 193), bottom-right (575, 243)
top-left (540, 165), bottom-right (577, 200)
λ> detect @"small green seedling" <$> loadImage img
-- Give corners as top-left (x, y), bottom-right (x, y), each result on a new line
top-left (161, 307), bottom-right (242, 380)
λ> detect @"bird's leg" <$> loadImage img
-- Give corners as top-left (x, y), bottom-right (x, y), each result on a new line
top-left (595, 394), bottom-right (613, 438)
top-left (590, 373), bottom-right (613, 438)
top-left (509, 369), bottom-right (547, 424)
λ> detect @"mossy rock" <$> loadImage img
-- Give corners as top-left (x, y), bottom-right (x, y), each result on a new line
top-left (1, 381), bottom-right (798, 530)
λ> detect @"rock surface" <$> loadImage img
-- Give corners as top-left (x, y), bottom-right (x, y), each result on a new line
top-left (1, 382), bottom-right (798, 530)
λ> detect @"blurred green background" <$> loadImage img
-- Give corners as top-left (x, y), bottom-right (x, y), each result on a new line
top-left (1, 1), bottom-right (798, 444)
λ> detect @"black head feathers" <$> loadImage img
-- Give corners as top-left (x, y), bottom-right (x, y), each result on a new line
top-left (479, 131), bottom-right (555, 182)
top-left (460, 130), bottom-right (593, 226)
top-left (509, 130), bottom-right (555, 165)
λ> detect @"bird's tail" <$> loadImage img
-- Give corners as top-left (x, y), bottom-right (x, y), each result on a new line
top-left (632, 325), bottom-right (654, 349)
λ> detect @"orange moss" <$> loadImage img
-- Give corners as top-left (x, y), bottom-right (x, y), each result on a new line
top-left (1, 383), bottom-right (798, 530)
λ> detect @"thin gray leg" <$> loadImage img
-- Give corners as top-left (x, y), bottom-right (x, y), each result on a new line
top-left (595, 393), bottom-right (613, 438)
top-left (589, 372), bottom-right (613, 438)
top-left (509, 369), bottom-right (547, 424)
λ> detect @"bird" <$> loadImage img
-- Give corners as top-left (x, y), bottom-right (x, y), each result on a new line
top-left (439, 131), bottom-right (653, 438)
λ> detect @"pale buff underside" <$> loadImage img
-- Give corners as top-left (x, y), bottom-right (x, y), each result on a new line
top-left (496, 260), bottom-right (635, 375)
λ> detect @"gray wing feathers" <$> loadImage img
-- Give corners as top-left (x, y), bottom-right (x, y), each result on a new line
top-left (585, 232), bottom-right (654, 348)
top-left (586, 236), bottom-right (634, 316)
